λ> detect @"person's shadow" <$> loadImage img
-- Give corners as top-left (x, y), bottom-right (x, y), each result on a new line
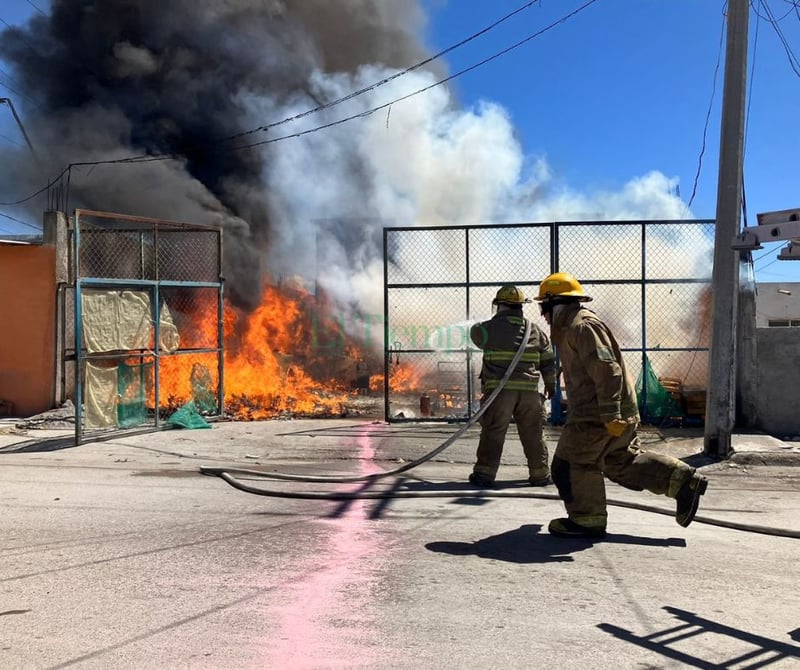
top-left (426, 524), bottom-right (685, 563)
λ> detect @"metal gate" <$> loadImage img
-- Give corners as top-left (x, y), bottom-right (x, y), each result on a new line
top-left (383, 220), bottom-right (715, 425)
top-left (63, 209), bottom-right (224, 443)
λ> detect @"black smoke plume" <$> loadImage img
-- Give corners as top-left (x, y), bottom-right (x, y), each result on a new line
top-left (0, 0), bottom-right (434, 309)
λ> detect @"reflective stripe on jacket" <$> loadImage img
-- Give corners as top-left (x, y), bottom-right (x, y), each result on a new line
top-left (550, 303), bottom-right (639, 423)
top-left (470, 311), bottom-right (556, 392)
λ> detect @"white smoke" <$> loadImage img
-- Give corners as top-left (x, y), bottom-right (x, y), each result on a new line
top-left (254, 65), bottom-right (704, 340)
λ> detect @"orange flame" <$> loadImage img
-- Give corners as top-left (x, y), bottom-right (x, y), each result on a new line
top-left (158, 283), bottom-right (364, 419)
top-left (369, 363), bottom-right (426, 394)
top-left (153, 282), bottom-right (438, 419)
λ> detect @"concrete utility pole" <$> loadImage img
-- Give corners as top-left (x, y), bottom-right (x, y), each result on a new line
top-left (704, 0), bottom-right (749, 458)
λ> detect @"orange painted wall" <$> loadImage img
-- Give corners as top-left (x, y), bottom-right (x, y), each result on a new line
top-left (0, 244), bottom-right (56, 416)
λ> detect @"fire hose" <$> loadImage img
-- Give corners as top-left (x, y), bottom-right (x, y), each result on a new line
top-left (200, 319), bottom-right (800, 540)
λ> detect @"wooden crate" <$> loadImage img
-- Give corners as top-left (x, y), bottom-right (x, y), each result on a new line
top-left (682, 387), bottom-right (706, 417)
top-left (659, 377), bottom-right (684, 405)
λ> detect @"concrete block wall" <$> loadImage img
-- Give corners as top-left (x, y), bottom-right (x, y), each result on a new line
top-left (755, 327), bottom-right (800, 437)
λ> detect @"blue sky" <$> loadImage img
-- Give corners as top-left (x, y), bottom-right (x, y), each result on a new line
top-left (419, 0), bottom-right (800, 282)
top-left (1, 0), bottom-right (799, 283)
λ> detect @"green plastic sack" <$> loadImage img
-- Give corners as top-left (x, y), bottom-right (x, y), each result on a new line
top-left (165, 400), bottom-right (211, 429)
top-left (635, 355), bottom-right (683, 421)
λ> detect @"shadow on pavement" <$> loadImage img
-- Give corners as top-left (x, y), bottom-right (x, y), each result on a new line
top-left (0, 436), bottom-right (77, 453)
top-left (599, 606), bottom-right (800, 668)
top-left (425, 524), bottom-right (686, 564)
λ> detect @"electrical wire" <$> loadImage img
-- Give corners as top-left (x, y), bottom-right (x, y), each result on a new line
top-left (684, 2), bottom-right (727, 213)
top-left (224, 0), bottom-right (600, 154)
top-left (754, 254), bottom-right (784, 273)
top-left (0, 164), bottom-right (69, 206)
top-left (219, 0), bottom-right (545, 144)
top-left (755, 0), bottom-right (800, 75)
top-left (24, 0), bottom-right (46, 17)
top-left (0, 67), bottom-right (42, 108)
top-left (0, 132), bottom-right (24, 148)
top-left (0, 210), bottom-right (40, 229)
top-left (0, 0), bottom-right (600, 209)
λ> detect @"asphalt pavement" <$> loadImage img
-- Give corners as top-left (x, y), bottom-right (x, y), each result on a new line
top-left (1, 417), bottom-right (800, 669)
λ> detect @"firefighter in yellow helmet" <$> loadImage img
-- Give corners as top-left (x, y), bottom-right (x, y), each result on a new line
top-left (468, 285), bottom-right (557, 488)
top-left (535, 272), bottom-right (708, 538)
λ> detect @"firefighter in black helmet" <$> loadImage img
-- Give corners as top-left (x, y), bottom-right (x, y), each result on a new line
top-left (468, 285), bottom-right (556, 488)
top-left (535, 272), bottom-right (708, 538)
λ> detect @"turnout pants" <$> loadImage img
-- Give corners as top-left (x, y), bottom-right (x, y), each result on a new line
top-left (552, 421), bottom-right (694, 530)
top-left (473, 389), bottom-right (549, 481)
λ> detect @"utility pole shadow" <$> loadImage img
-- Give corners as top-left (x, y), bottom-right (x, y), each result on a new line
top-left (598, 606), bottom-right (800, 668)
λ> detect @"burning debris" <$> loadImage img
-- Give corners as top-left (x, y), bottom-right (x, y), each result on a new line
top-left (155, 280), bottom-right (387, 420)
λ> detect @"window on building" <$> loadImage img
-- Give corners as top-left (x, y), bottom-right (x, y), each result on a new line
top-left (767, 319), bottom-right (800, 327)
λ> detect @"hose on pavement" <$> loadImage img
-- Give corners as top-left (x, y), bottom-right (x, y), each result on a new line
top-left (200, 318), bottom-right (800, 540)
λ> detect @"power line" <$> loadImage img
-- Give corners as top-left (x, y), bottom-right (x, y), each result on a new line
top-left (762, 0), bottom-right (799, 20)
top-left (685, 2), bottom-right (727, 212)
top-left (753, 247), bottom-right (778, 263)
top-left (221, 0), bottom-right (545, 144)
top-left (755, 0), bottom-right (800, 75)
top-left (0, 0), bottom-right (601, 205)
top-left (0, 79), bottom-right (25, 99)
top-left (755, 254), bottom-right (784, 272)
top-left (24, 0), bottom-right (46, 17)
top-left (0, 68), bottom-right (42, 108)
top-left (0, 209), bottom-right (40, 229)
top-left (0, 164), bottom-right (69, 206)
top-left (219, 0), bottom-right (601, 154)
top-left (0, 132), bottom-right (24, 148)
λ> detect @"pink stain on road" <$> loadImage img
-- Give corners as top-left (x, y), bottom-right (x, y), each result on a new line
top-left (260, 425), bottom-right (396, 669)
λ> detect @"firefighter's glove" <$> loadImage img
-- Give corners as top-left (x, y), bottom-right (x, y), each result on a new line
top-left (604, 418), bottom-right (628, 437)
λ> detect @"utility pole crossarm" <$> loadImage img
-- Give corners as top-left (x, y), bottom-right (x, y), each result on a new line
top-left (731, 208), bottom-right (800, 255)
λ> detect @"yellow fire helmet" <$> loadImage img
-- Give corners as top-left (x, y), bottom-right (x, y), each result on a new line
top-left (492, 284), bottom-right (531, 305)
top-left (535, 272), bottom-right (592, 302)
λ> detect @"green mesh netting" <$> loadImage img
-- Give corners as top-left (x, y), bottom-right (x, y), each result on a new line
top-left (190, 363), bottom-right (218, 414)
top-left (165, 400), bottom-right (211, 429)
top-left (635, 355), bottom-right (683, 421)
top-left (117, 362), bottom-right (150, 428)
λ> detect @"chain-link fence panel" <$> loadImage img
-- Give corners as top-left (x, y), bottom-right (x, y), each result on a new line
top-left (468, 224), bottom-right (551, 285)
top-left (78, 226), bottom-right (155, 280)
top-left (384, 351), bottom-right (481, 420)
top-left (558, 222), bottom-right (643, 281)
top-left (645, 222), bottom-right (715, 278)
top-left (160, 286), bottom-right (221, 351)
top-left (80, 354), bottom-right (156, 438)
top-left (157, 229), bottom-right (220, 283)
top-left (387, 286), bottom-right (470, 351)
top-left (385, 220), bottom-right (713, 426)
top-left (385, 227), bottom-right (467, 285)
top-left (68, 210), bottom-right (223, 444)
